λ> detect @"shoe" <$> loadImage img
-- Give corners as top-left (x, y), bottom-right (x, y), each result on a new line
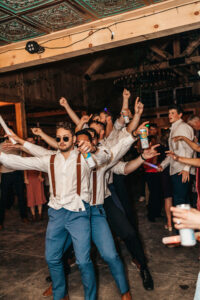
top-left (164, 224), bottom-right (172, 232)
top-left (45, 276), bottom-right (52, 283)
top-left (21, 218), bottom-right (29, 224)
top-left (43, 284), bottom-right (52, 297)
top-left (140, 268), bottom-right (154, 290)
top-left (139, 196), bottom-right (145, 202)
top-left (0, 225), bottom-right (4, 230)
top-left (121, 291), bottom-right (132, 300)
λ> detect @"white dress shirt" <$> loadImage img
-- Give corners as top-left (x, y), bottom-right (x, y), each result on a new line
top-left (160, 119), bottom-right (194, 175)
top-left (90, 129), bottom-right (136, 205)
top-left (0, 147), bottom-right (111, 212)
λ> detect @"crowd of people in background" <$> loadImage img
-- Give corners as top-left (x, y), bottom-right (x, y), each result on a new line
top-left (0, 88), bottom-right (200, 300)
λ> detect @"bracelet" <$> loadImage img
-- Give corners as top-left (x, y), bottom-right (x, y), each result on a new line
top-left (141, 153), bottom-right (146, 161)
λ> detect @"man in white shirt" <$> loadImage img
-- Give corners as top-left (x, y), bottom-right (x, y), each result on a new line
top-left (0, 122), bottom-right (111, 300)
top-left (160, 104), bottom-right (194, 206)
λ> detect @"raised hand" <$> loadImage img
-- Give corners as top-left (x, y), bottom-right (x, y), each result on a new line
top-left (80, 114), bottom-right (93, 124)
top-left (134, 121), bottom-right (149, 136)
top-left (31, 127), bottom-right (43, 136)
top-left (143, 144), bottom-right (160, 160)
top-left (134, 97), bottom-right (144, 115)
top-left (5, 128), bottom-right (21, 144)
top-left (76, 140), bottom-right (96, 153)
top-left (59, 97), bottom-right (68, 107)
top-left (123, 88), bottom-right (131, 100)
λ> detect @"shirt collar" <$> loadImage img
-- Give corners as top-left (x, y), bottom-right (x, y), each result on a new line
top-left (171, 118), bottom-right (183, 129)
top-left (57, 148), bottom-right (78, 160)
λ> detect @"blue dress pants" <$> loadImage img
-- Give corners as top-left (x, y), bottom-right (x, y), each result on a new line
top-left (45, 204), bottom-right (96, 300)
top-left (171, 173), bottom-right (189, 206)
top-left (91, 205), bottom-right (129, 294)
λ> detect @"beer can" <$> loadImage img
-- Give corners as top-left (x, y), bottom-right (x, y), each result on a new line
top-left (139, 128), bottom-right (149, 149)
top-left (82, 152), bottom-right (96, 169)
top-left (176, 204), bottom-right (196, 246)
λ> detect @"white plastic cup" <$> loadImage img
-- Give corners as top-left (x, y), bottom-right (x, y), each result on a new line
top-left (176, 204), bottom-right (196, 246)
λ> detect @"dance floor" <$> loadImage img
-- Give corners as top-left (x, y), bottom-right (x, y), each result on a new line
top-left (0, 201), bottom-right (199, 300)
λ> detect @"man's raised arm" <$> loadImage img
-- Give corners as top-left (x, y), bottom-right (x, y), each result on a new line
top-left (6, 128), bottom-right (56, 157)
top-left (126, 97), bottom-right (144, 133)
top-left (31, 128), bottom-right (58, 149)
top-left (60, 97), bottom-right (80, 125)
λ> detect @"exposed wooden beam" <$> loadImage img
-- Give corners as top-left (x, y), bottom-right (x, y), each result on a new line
top-left (84, 57), bottom-right (106, 80)
top-left (92, 55), bottom-right (200, 81)
top-left (0, 101), bottom-right (15, 107)
top-left (143, 102), bottom-right (200, 115)
top-left (182, 36), bottom-right (200, 57)
top-left (150, 45), bottom-right (172, 59)
top-left (173, 40), bottom-right (181, 57)
top-left (0, 0), bottom-right (199, 73)
top-left (0, 94), bottom-right (21, 102)
top-left (27, 109), bottom-right (81, 118)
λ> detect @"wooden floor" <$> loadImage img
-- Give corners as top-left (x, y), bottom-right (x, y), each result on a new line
top-left (0, 201), bottom-right (199, 300)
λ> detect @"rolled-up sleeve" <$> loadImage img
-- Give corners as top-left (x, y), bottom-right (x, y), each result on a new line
top-left (105, 130), bottom-right (136, 170)
top-left (0, 152), bottom-right (49, 173)
top-left (111, 161), bottom-right (127, 175)
top-left (92, 146), bottom-right (112, 166)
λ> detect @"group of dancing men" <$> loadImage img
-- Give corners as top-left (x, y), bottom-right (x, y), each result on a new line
top-left (0, 89), bottom-right (165, 300)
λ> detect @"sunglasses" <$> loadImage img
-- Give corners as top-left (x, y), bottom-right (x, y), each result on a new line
top-left (56, 136), bottom-right (69, 143)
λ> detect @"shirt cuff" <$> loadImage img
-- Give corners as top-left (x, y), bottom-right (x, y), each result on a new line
top-left (23, 141), bottom-right (32, 151)
top-left (183, 165), bottom-right (190, 172)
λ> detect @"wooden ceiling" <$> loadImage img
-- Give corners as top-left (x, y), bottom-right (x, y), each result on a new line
top-left (0, 0), bottom-right (166, 46)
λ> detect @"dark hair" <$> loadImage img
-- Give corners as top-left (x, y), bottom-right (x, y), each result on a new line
top-left (89, 120), bottom-right (106, 131)
top-left (99, 109), bottom-right (113, 120)
top-left (148, 135), bottom-right (157, 144)
top-left (56, 122), bottom-right (75, 136)
top-left (149, 123), bottom-right (158, 128)
top-left (168, 104), bottom-right (183, 115)
top-left (85, 127), bottom-right (99, 140)
top-left (75, 129), bottom-right (92, 143)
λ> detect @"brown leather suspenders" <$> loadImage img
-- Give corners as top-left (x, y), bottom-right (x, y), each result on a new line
top-left (50, 153), bottom-right (82, 198)
top-left (50, 153), bottom-right (97, 203)
top-left (76, 153), bottom-right (81, 196)
top-left (92, 169), bottom-right (97, 205)
top-left (50, 154), bottom-right (56, 197)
